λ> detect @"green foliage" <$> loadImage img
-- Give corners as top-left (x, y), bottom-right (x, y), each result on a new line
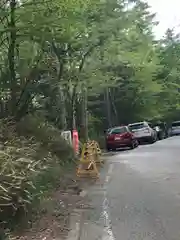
top-left (155, 29), bottom-right (180, 121)
top-left (0, 116), bottom-right (75, 228)
top-left (0, 0), bottom-right (170, 128)
top-left (17, 114), bottom-right (74, 159)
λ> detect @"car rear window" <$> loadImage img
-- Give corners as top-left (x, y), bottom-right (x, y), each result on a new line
top-left (129, 123), bottom-right (145, 130)
top-left (106, 128), bottom-right (112, 134)
top-left (172, 121), bottom-right (180, 127)
top-left (110, 127), bottom-right (127, 134)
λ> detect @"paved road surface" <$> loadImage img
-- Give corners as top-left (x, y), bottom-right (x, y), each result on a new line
top-left (79, 137), bottom-right (180, 240)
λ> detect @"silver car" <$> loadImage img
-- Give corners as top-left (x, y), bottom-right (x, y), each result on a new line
top-left (128, 121), bottom-right (157, 143)
top-left (169, 121), bottom-right (180, 136)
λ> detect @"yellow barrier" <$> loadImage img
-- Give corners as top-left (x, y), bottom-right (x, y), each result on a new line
top-left (76, 140), bottom-right (101, 178)
top-left (91, 140), bottom-right (103, 165)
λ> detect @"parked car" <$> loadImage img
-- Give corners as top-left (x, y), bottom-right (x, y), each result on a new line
top-left (105, 126), bottom-right (138, 151)
top-left (168, 121), bottom-right (180, 136)
top-left (151, 122), bottom-right (168, 140)
top-left (128, 121), bottom-right (157, 143)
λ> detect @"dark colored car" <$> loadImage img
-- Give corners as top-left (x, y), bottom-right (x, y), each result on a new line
top-left (105, 126), bottom-right (138, 151)
top-left (151, 122), bottom-right (168, 140)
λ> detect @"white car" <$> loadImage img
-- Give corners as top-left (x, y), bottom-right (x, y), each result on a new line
top-left (128, 121), bottom-right (157, 143)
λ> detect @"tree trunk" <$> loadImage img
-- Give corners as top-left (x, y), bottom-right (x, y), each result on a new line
top-left (104, 87), bottom-right (112, 128)
top-left (80, 84), bottom-right (88, 141)
top-left (59, 87), bottom-right (67, 130)
top-left (72, 101), bottom-right (76, 130)
top-left (57, 60), bottom-right (67, 130)
top-left (8, 0), bottom-right (17, 115)
top-left (109, 88), bottom-right (118, 126)
top-left (52, 43), bottom-right (67, 130)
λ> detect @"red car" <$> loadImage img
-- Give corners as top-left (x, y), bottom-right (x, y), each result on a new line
top-left (106, 126), bottom-right (138, 151)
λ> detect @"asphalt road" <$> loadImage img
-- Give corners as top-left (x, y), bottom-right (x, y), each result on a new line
top-left (79, 136), bottom-right (180, 240)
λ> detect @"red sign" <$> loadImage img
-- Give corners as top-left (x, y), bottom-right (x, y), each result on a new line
top-left (72, 129), bottom-right (79, 154)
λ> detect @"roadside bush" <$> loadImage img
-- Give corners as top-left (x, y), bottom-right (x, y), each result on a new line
top-left (0, 115), bottom-right (75, 228)
top-left (17, 114), bottom-right (74, 161)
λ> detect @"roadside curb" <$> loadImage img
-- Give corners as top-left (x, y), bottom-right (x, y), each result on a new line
top-left (67, 151), bottom-right (108, 240)
top-left (66, 191), bottom-right (88, 240)
top-left (102, 151), bottom-right (119, 156)
top-left (66, 209), bottom-right (83, 240)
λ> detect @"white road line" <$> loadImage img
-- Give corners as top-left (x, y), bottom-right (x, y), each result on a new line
top-left (105, 175), bottom-right (110, 183)
top-left (121, 160), bottom-right (129, 164)
top-left (105, 164), bottom-right (114, 183)
top-left (102, 196), bottom-right (115, 240)
top-left (108, 164), bottom-right (114, 175)
top-left (102, 164), bottom-right (115, 240)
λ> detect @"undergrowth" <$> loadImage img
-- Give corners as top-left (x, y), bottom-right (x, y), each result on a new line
top-left (0, 114), bottom-right (75, 238)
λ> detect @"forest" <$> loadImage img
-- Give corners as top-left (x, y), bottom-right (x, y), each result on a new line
top-left (1, 0), bottom-right (180, 235)
top-left (1, 0), bottom-right (180, 139)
